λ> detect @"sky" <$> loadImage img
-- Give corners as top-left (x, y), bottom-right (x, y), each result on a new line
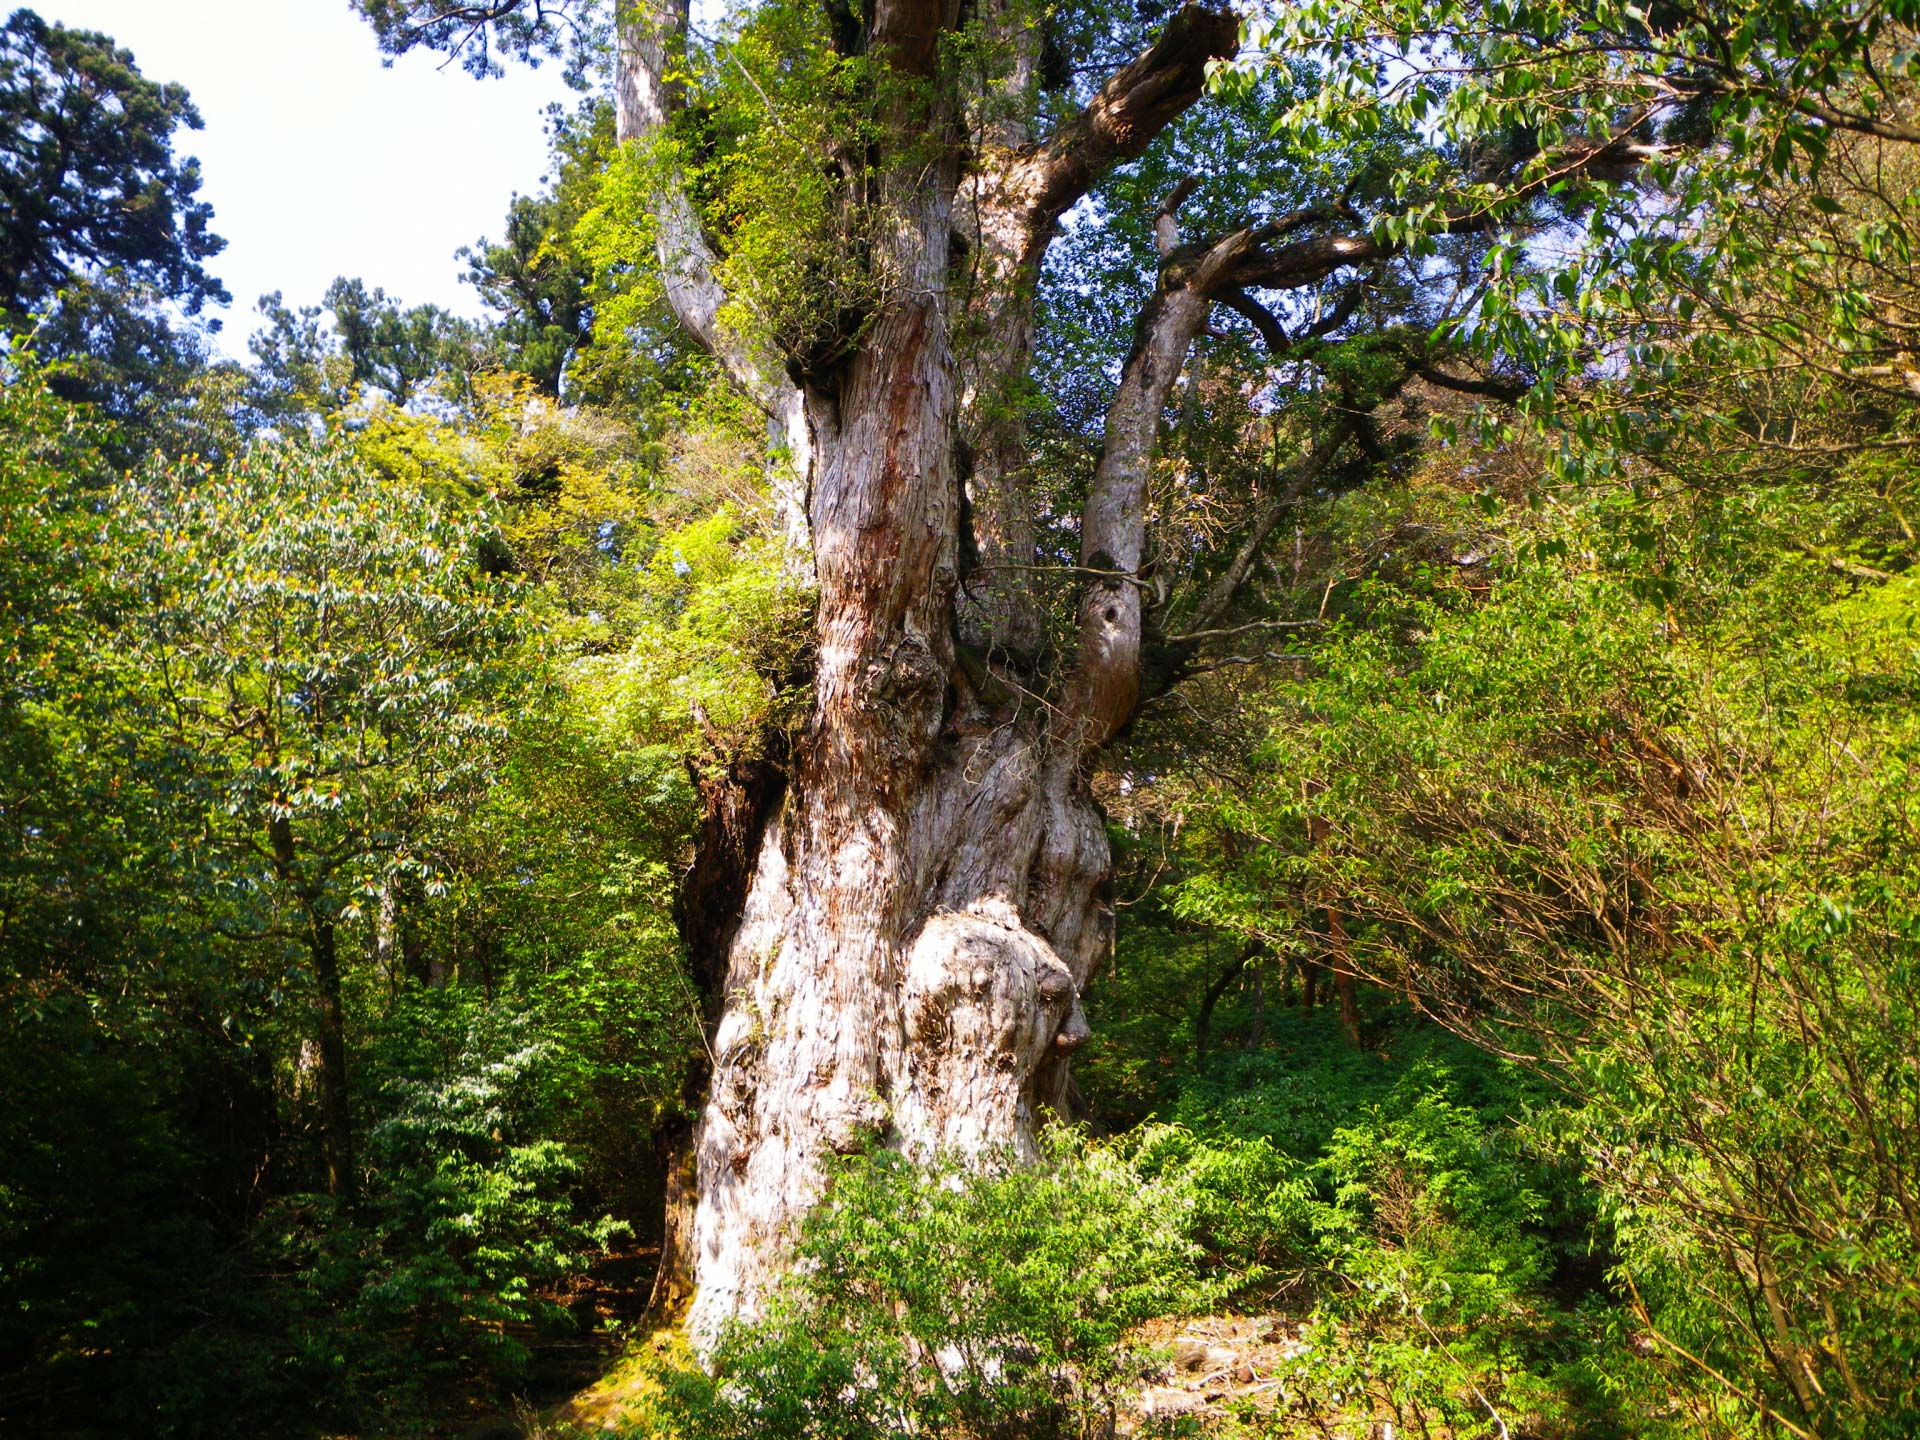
top-left (34, 0), bottom-right (580, 360)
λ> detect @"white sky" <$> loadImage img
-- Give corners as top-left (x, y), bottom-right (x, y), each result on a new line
top-left (33, 0), bottom-right (579, 359)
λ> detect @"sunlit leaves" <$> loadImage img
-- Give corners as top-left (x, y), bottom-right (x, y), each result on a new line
top-left (115, 441), bottom-right (534, 915)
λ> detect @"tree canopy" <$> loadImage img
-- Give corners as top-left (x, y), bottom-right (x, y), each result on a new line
top-left (0, 7), bottom-right (225, 319)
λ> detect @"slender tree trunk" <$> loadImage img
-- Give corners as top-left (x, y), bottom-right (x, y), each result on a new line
top-left (1309, 809), bottom-right (1361, 1044)
top-left (309, 914), bottom-right (355, 1201)
top-left (270, 812), bottom-right (354, 1200)
top-left (373, 881), bottom-right (399, 996)
top-left (1195, 943), bottom-right (1256, 1065)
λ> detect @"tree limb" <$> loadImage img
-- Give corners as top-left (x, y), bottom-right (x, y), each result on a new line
top-left (615, 0), bottom-right (815, 560)
top-left (1218, 277), bottom-right (1367, 354)
top-left (1166, 616), bottom-right (1323, 644)
top-left (982, 5), bottom-right (1241, 269)
top-left (954, 8), bottom-right (1238, 656)
top-left (1216, 288), bottom-right (1289, 349)
top-left (1416, 364), bottom-right (1531, 402)
top-left (1177, 417), bottom-right (1359, 639)
top-left (1059, 276), bottom-right (1216, 751)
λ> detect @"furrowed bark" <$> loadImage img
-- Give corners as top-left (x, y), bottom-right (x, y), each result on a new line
top-left (672, 4), bottom-right (1247, 1347)
top-left (623, 0), bottom-right (1571, 1347)
top-left (682, 0), bottom-right (991, 1340)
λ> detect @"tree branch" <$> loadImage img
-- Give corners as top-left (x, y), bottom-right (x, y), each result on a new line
top-left (1059, 277), bottom-right (1216, 751)
top-left (1051, 63), bottom-right (1651, 753)
top-left (1216, 288), bottom-right (1288, 349)
top-left (1178, 417), bottom-right (1359, 638)
top-left (1218, 276), bottom-right (1366, 354)
top-left (985, 5), bottom-right (1241, 269)
top-left (615, 0), bottom-right (815, 561)
top-left (1415, 363), bottom-right (1530, 402)
top-left (1166, 616), bottom-right (1322, 644)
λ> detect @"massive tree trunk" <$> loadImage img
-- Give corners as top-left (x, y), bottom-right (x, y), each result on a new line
top-left (609, 0), bottom-right (1594, 1339)
top-left (614, 0), bottom-right (1253, 1341)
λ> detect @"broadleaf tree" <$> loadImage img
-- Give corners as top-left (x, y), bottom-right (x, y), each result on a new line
top-left (117, 444), bottom-right (533, 1197)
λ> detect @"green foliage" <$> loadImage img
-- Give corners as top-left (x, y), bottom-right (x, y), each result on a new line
top-left (0, 347), bottom-right (710, 1431)
top-left (290, 1016), bottom-right (626, 1382)
top-left (461, 99), bottom-right (611, 396)
top-left (251, 276), bottom-right (487, 415)
top-left (0, 7), bottom-right (226, 318)
top-left (1165, 454), bottom-right (1920, 1434)
top-left (352, 0), bottom-right (603, 82)
top-left (1278, 1086), bottom-right (1616, 1440)
top-left (679, 0), bottom-right (886, 365)
top-left (605, 1026), bottom-right (1619, 1440)
top-left (636, 1135), bottom-right (1220, 1440)
top-left (118, 439), bottom-right (532, 923)
top-left (9, 0), bottom-right (1920, 1436)
top-left (0, 14), bottom-right (279, 463)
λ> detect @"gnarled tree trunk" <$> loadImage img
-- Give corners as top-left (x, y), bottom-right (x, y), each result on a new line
top-left (611, 0), bottom-right (1589, 1339)
top-left (613, 0), bottom-right (1253, 1341)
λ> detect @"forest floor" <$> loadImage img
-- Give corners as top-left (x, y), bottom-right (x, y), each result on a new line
top-left (1126, 1311), bottom-right (1307, 1432)
top-left (538, 1309), bottom-right (1343, 1439)
top-left (449, 1244), bottom-right (659, 1440)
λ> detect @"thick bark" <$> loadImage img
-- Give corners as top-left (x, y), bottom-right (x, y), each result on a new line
top-left (681, 130), bottom-right (1256, 1338)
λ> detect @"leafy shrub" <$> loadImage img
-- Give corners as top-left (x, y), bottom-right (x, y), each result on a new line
top-left (192, 1017), bottom-right (632, 1433)
top-left (353, 1023), bottom-right (627, 1375)
top-left (1127, 1123), bottom-right (1315, 1281)
top-left (638, 1134), bottom-right (1222, 1440)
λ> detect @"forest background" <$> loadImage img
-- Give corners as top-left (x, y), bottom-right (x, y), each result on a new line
top-left (3, 0), bottom-right (1919, 1437)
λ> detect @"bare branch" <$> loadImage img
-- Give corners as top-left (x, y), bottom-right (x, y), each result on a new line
top-left (1416, 364), bottom-right (1531, 402)
top-left (1154, 174), bottom-right (1204, 256)
top-left (1165, 616), bottom-right (1323, 644)
top-left (1180, 417), bottom-right (1358, 637)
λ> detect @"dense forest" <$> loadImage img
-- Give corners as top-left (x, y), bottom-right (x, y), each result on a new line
top-left (3, 0), bottom-right (1919, 1435)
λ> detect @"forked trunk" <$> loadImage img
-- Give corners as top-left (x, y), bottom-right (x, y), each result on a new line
top-left (616, 0), bottom-right (1244, 1339)
top-left (681, 124), bottom-right (1113, 1336)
